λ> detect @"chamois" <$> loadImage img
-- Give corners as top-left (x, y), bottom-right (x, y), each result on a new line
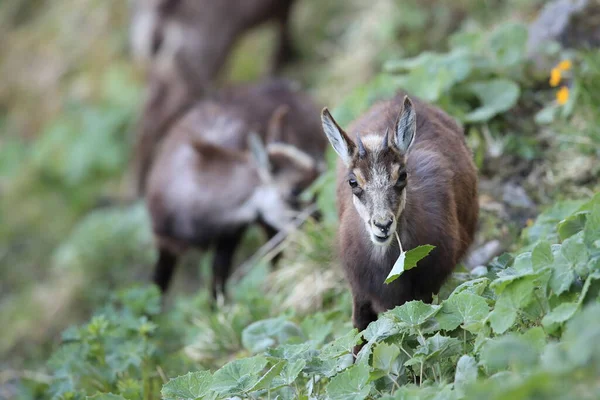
top-left (146, 79), bottom-right (326, 300)
top-left (130, 0), bottom-right (300, 194)
top-left (321, 93), bottom-right (478, 354)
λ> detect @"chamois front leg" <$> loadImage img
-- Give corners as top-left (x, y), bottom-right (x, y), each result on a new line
top-left (211, 227), bottom-right (246, 304)
top-left (351, 295), bottom-right (378, 357)
top-left (153, 247), bottom-right (179, 294)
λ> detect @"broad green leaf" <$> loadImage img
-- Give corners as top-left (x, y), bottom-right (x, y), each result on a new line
top-left (450, 277), bottom-right (490, 296)
top-left (162, 371), bottom-right (213, 400)
top-left (543, 274), bottom-right (594, 331)
top-left (542, 302), bottom-right (578, 330)
top-left (277, 359), bottom-right (306, 386)
top-left (363, 315), bottom-right (400, 342)
top-left (557, 212), bottom-right (588, 240)
top-left (489, 278), bottom-right (535, 334)
top-left (385, 245), bottom-right (435, 283)
top-left (455, 355), bottom-right (478, 392)
top-left (487, 22), bottom-right (528, 68)
top-left (532, 240), bottom-right (553, 271)
top-left (463, 79), bottom-right (520, 123)
top-left (390, 301), bottom-right (440, 328)
top-left (320, 329), bottom-right (362, 360)
top-left (210, 356), bottom-right (267, 395)
top-left (266, 342), bottom-right (315, 362)
top-left (372, 343), bottom-right (401, 373)
top-left (242, 317), bottom-right (303, 354)
top-left (248, 360), bottom-right (287, 392)
top-left (561, 303), bottom-right (600, 367)
top-left (584, 203), bottom-right (600, 254)
top-left (326, 362), bottom-right (371, 400)
top-left (436, 292), bottom-right (490, 332)
top-left (414, 333), bottom-right (461, 363)
top-left (480, 333), bottom-right (541, 373)
top-left (549, 233), bottom-right (588, 295)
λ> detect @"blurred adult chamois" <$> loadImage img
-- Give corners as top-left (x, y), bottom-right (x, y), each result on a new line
top-left (321, 93), bottom-right (478, 354)
top-left (146, 79), bottom-right (326, 300)
top-left (130, 0), bottom-right (300, 195)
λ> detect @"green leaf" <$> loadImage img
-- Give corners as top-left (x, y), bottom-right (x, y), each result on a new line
top-left (326, 362), bottom-right (371, 400)
top-left (542, 302), bottom-right (579, 329)
top-left (210, 356), bottom-right (267, 396)
top-left (480, 329), bottom-right (544, 373)
top-left (557, 212), bottom-right (588, 240)
top-left (372, 343), bottom-right (401, 373)
top-left (436, 292), bottom-right (490, 332)
top-left (278, 359), bottom-right (306, 386)
top-left (532, 240), bottom-right (553, 271)
top-left (414, 333), bottom-right (462, 363)
top-left (584, 203), bottom-right (600, 254)
top-left (320, 329), bottom-right (362, 360)
top-left (242, 317), bottom-right (303, 354)
top-left (450, 277), bottom-right (490, 296)
top-left (248, 360), bottom-right (287, 392)
top-left (455, 355), bottom-right (478, 392)
top-left (162, 371), bottom-right (213, 400)
top-left (463, 79), bottom-right (520, 123)
top-left (363, 315), bottom-right (400, 342)
top-left (390, 301), bottom-right (440, 328)
top-left (549, 233), bottom-right (589, 295)
top-left (385, 245), bottom-right (435, 283)
top-left (489, 278), bottom-right (535, 334)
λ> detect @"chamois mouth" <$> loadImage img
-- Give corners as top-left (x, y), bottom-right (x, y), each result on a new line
top-left (372, 233), bottom-right (393, 246)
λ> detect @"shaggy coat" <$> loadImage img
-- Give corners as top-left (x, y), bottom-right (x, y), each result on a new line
top-left (146, 79), bottom-right (327, 299)
top-left (131, 0), bottom-right (299, 194)
top-left (323, 92), bottom-right (478, 348)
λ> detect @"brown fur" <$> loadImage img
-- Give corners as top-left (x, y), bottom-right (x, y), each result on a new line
top-left (329, 92), bottom-right (478, 353)
top-left (146, 79), bottom-right (326, 300)
top-left (131, 0), bottom-right (300, 195)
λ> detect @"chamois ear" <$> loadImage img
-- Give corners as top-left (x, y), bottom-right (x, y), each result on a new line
top-left (393, 96), bottom-right (417, 154)
top-left (248, 132), bottom-right (271, 176)
top-left (266, 104), bottom-right (290, 144)
top-left (321, 107), bottom-right (356, 166)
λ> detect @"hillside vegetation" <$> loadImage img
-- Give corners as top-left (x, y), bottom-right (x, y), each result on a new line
top-left (1, 0), bottom-right (599, 399)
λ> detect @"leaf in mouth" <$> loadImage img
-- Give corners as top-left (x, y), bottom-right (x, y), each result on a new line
top-left (384, 233), bottom-right (435, 284)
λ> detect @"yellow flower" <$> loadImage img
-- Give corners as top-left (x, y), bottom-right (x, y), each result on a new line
top-left (549, 68), bottom-right (561, 87)
top-left (556, 86), bottom-right (569, 105)
top-left (557, 59), bottom-right (572, 71)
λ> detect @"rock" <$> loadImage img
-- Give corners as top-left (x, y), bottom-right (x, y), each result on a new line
top-left (527, 0), bottom-right (600, 71)
top-left (465, 240), bottom-right (504, 270)
top-left (502, 182), bottom-right (536, 210)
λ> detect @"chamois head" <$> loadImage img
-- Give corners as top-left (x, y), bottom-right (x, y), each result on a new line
top-left (248, 106), bottom-right (322, 231)
top-left (321, 96), bottom-right (417, 246)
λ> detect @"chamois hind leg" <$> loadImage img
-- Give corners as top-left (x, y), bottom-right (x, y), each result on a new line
top-left (351, 295), bottom-right (378, 357)
top-left (270, 0), bottom-right (297, 73)
top-left (211, 227), bottom-right (246, 304)
top-left (153, 247), bottom-right (179, 294)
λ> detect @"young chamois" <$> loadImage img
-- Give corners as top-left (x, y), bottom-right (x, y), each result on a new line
top-left (130, 0), bottom-right (300, 194)
top-left (321, 93), bottom-right (478, 354)
top-left (146, 79), bottom-right (326, 300)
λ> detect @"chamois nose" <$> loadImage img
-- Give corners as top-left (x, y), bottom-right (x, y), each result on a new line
top-left (373, 218), bottom-right (393, 234)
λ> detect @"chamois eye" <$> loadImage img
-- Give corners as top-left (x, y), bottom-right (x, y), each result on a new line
top-left (348, 178), bottom-right (358, 188)
top-left (290, 186), bottom-right (303, 197)
top-left (395, 171), bottom-right (408, 188)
